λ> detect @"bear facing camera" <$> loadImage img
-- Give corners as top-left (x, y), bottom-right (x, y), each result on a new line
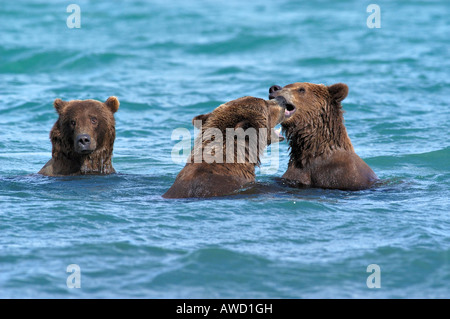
top-left (38, 97), bottom-right (119, 176)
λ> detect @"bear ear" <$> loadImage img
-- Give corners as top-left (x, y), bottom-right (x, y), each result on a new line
top-left (328, 83), bottom-right (348, 103)
top-left (105, 96), bottom-right (120, 113)
top-left (192, 113), bottom-right (211, 128)
top-left (53, 98), bottom-right (67, 114)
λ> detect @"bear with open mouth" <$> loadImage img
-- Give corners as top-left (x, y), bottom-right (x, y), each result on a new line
top-left (163, 96), bottom-right (293, 198)
top-left (269, 82), bottom-right (378, 190)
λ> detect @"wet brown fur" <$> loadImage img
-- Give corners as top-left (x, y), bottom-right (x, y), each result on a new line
top-left (272, 82), bottom-right (378, 190)
top-left (163, 96), bottom-right (285, 198)
top-left (38, 97), bottom-right (119, 176)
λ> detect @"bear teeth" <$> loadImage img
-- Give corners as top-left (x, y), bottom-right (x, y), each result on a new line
top-left (274, 127), bottom-right (282, 136)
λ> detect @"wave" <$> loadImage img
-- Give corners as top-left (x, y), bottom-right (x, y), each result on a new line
top-left (186, 33), bottom-right (287, 55)
top-left (368, 147), bottom-right (450, 170)
top-left (0, 49), bottom-right (135, 74)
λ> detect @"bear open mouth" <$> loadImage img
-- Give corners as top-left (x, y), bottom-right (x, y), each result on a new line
top-left (284, 103), bottom-right (296, 118)
top-left (274, 96), bottom-right (296, 119)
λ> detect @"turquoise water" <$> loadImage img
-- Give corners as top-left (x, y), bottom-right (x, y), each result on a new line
top-left (0, 0), bottom-right (449, 298)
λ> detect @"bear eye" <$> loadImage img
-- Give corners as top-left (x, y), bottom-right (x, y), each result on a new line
top-left (91, 117), bottom-right (98, 125)
top-left (70, 120), bottom-right (76, 126)
top-left (298, 88), bottom-right (306, 93)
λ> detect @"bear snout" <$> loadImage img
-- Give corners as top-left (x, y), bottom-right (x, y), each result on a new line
top-left (269, 85), bottom-right (282, 99)
top-left (75, 133), bottom-right (93, 154)
top-left (274, 96), bottom-right (296, 119)
top-left (274, 95), bottom-right (287, 107)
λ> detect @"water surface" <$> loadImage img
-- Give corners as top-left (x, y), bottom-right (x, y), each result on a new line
top-left (0, 0), bottom-right (449, 298)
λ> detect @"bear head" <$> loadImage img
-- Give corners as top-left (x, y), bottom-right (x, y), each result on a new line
top-left (268, 82), bottom-right (348, 122)
top-left (51, 97), bottom-right (119, 158)
top-left (189, 97), bottom-right (292, 166)
top-left (192, 97), bottom-right (290, 144)
top-left (268, 82), bottom-right (351, 167)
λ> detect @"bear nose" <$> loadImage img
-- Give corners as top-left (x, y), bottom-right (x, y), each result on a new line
top-left (76, 134), bottom-right (91, 147)
top-left (269, 85), bottom-right (282, 99)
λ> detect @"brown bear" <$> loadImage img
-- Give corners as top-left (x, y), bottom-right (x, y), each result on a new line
top-left (268, 82), bottom-right (378, 190)
top-left (38, 97), bottom-right (119, 176)
top-left (163, 96), bottom-right (291, 198)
